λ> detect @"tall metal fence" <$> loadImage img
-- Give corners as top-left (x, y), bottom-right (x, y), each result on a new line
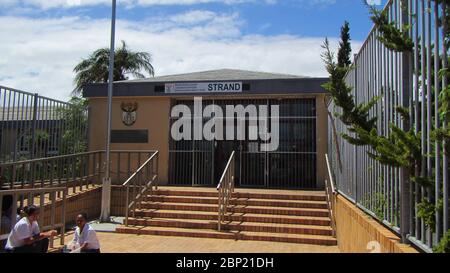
top-left (328, 0), bottom-right (449, 252)
top-left (0, 86), bottom-right (88, 163)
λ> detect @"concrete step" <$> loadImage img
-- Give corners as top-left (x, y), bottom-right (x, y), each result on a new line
top-left (234, 191), bottom-right (326, 202)
top-left (116, 225), bottom-right (338, 246)
top-left (134, 209), bottom-right (332, 226)
top-left (126, 218), bottom-right (333, 236)
top-left (153, 189), bottom-right (326, 202)
top-left (140, 202), bottom-right (330, 217)
top-left (120, 187), bottom-right (334, 246)
top-left (147, 195), bottom-right (328, 209)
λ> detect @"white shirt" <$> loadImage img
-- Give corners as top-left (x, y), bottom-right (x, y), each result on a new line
top-left (5, 217), bottom-right (40, 249)
top-left (72, 224), bottom-right (100, 250)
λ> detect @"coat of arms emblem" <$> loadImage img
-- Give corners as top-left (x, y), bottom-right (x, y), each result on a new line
top-left (121, 102), bottom-right (138, 126)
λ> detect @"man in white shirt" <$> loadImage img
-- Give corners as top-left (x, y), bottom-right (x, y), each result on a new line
top-left (70, 213), bottom-right (101, 253)
top-left (5, 205), bottom-right (57, 253)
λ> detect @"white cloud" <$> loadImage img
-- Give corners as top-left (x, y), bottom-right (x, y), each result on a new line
top-left (0, 0), bottom-right (333, 10)
top-left (0, 11), bottom-right (360, 100)
top-left (169, 10), bottom-right (217, 25)
top-left (0, 0), bottom-right (276, 10)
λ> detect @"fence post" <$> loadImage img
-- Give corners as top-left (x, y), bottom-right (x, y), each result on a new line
top-left (86, 105), bottom-right (91, 157)
top-left (442, 0), bottom-right (449, 236)
top-left (30, 93), bottom-right (38, 160)
top-left (353, 53), bottom-right (358, 204)
top-left (400, 0), bottom-right (412, 243)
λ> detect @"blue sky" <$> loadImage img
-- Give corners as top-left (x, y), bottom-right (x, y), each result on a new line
top-left (0, 0), bottom-right (386, 99)
top-left (2, 0), bottom-right (385, 40)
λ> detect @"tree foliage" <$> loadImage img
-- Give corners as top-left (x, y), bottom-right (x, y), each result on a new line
top-left (338, 21), bottom-right (352, 67)
top-left (321, 38), bottom-right (379, 146)
top-left (57, 97), bottom-right (88, 154)
top-left (366, 0), bottom-right (414, 52)
top-left (73, 40), bottom-right (155, 95)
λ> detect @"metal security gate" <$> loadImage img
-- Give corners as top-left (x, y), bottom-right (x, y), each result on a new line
top-left (169, 100), bottom-right (214, 187)
top-left (169, 98), bottom-right (317, 189)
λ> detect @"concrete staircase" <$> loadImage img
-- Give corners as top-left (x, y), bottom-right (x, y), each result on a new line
top-left (116, 187), bottom-right (337, 246)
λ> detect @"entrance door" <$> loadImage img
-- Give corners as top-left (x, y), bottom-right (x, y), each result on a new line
top-left (192, 140), bottom-right (214, 187)
top-left (214, 141), bottom-right (239, 185)
top-left (169, 98), bottom-right (317, 189)
top-left (240, 140), bottom-right (267, 188)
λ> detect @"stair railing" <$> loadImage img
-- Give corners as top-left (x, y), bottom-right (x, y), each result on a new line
top-left (325, 154), bottom-right (337, 237)
top-left (217, 151), bottom-right (235, 231)
top-left (0, 150), bottom-right (154, 193)
top-left (0, 151), bottom-right (102, 193)
top-left (123, 151), bottom-right (159, 226)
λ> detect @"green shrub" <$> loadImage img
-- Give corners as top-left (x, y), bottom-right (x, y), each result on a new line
top-left (433, 230), bottom-right (450, 253)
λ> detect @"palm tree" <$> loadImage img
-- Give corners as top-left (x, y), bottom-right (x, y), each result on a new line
top-left (73, 40), bottom-right (155, 95)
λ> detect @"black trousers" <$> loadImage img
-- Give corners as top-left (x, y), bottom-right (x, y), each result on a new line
top-left (7, 238), bottom-right (49, 253)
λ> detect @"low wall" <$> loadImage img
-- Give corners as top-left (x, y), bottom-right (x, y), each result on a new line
top-left (40, 186), bottom-right (102, 228)
top-left (334, 194), bottom-right (418, 253)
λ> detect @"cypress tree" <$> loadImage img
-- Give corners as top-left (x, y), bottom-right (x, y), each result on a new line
top-left (337, 21), bottom-right (352, 67)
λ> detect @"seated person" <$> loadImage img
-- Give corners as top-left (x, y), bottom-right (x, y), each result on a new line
top-left (5, 205), bottom-right (57, 253)
top-left (70, 213), bottom-right (100, 253)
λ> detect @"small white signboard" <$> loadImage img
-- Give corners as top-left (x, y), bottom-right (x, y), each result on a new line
top-left (165, 82), bottom-right (243, 94)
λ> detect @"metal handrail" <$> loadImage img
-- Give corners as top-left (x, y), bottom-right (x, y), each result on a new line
top-left (0, 150), bottom-right (157, 191)
top-left (0, 151), bottom-right (99, 167)
top-left (0, 150), bottom-right (157, 167)
top-left (123, 151), bottom-right (159, 226)
top-left (122, 152), bottom-right (158, 186)
top-left (1, 153), bottom-right (95, 191)
top-left (325, 154), bottom-right (336, 195)
top-left (217, 151), bottom-right (235, 231)
top-left (0, 186), bottom-right (67, 248)
top-left (325, 154), bottom-right (337, 237)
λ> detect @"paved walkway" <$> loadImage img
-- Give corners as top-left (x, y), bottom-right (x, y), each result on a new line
top-left (62, 232), bottom-right (340, 253)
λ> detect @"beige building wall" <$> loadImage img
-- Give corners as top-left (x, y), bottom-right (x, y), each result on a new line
top-left (88, 97), bottom-right (171, 185)
top-left (87, 94), bottom-right (328, 189)
top-left (316, 93), bottom-right (328, 189)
